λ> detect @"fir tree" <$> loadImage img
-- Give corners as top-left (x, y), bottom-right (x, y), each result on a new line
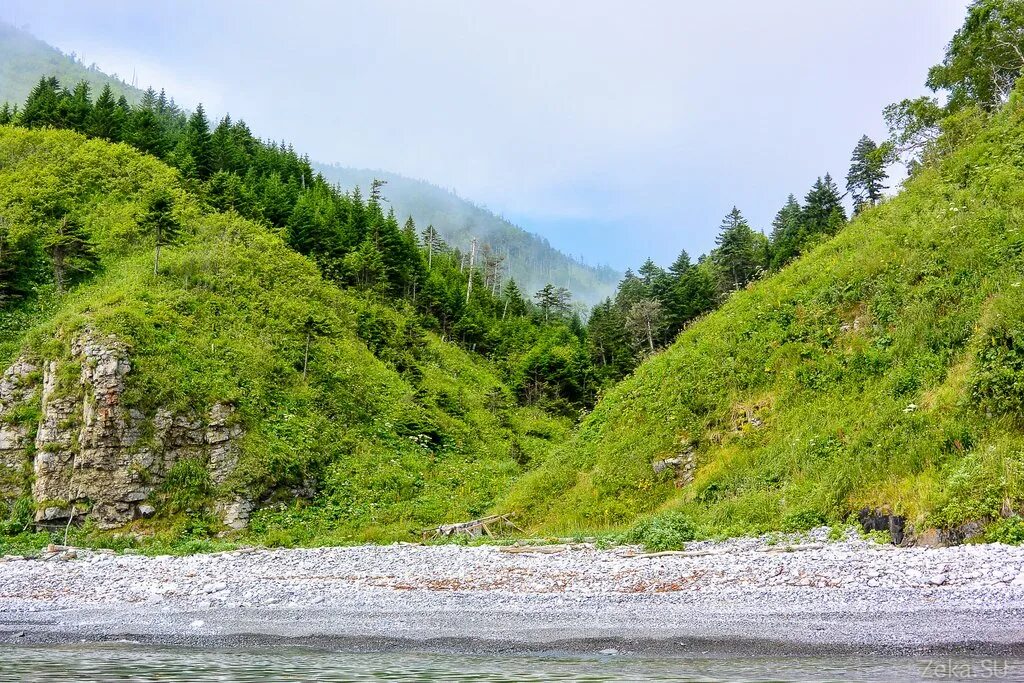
top-left (846, 135), bottom-right (889, 213)
top-left (801, 174), bottom-right (846, 239)
top-left (86, 84), bottom-right (122, 141)
top-left (767, 194), bottom-right (803, 269)
top-left (176, 103), bottom-right (213, 180)
top-left (58, 81), bottom-right (92, 131)
top-left (712, 207), bottom-right (762, 291)
top-left (42, 213), bottom-right (98, 292)
top-left (20, 77), bottom-right (61, 128)
top-left (140, 190), bottom-right (180, 276)
top-left (534, 284), bottom-right (572, 322)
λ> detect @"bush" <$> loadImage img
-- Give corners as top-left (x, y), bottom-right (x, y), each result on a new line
top-left (623, 511), bottom-right (698, 551)
top-left (985, 517), bottom-right (1024, 545)
top-left (972, 296), bottom-right (1024, 423)
top-left (781, 508), bottom-right (827, 532)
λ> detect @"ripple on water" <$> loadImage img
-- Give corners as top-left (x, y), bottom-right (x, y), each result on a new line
top-left (0, 645), bottom-right (1022, 682)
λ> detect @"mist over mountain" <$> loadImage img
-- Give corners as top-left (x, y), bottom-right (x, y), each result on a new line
top-left (316, 164), bottom-right (620, 306)
top-left (0, 22), bottom-right (138, 106)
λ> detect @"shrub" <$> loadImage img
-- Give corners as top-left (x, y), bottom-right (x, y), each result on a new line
top-left (781, 508), bottom-right (827, 532)
top-left (623, 510), bottom-right (698, 551)
top-left (985, 517), bottom-right (1024, 545)
top-left (972, 296), bottom-right (1024, 423)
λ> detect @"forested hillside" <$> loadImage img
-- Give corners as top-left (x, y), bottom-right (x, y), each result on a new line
top-left (505, 0), bottom-right (1024, 541)
top-left (317, 165), bottom-right (620, 306)
top-left (0, 126), bottom-right (572, 547)
top-left (0, 22), bottom-right (139, 107)
top-left (1, 1), bottom-right (1023, 551)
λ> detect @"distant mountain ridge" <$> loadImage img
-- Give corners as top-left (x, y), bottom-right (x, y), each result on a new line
top-left (0, 20), bottom-right (619, 306)
top-left (0, 22), bottom-right (141, 107)
top-left (316, 164), bottom-right (620, 306)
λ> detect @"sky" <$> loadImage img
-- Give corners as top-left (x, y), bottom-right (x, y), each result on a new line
top-left (3, 1), bottom-right (969, 271)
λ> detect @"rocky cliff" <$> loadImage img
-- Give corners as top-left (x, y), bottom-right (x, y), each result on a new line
top-left (0, 329), bottom-right (248, 531)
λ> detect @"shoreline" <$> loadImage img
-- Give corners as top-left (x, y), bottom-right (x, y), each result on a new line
top-left (3, 531), bottom-right (1024, 656)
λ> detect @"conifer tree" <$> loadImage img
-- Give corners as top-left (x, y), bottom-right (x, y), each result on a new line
top-left (42, 213), bottom-right (97, 292)
top-left (712, 207), bottom-right (762, 291)
top-left (767, 194), bottom-right (803, 269)
top-left (846, 135), bottom-right (890, 213)
top-left (86, 84), bottom-right (122, 141)
top-left (176, 103), bottom-right (213, 180)
top-left (20, 77), bottom-right (62, 128)
top-left (534, 284), bottom-right (571, 322)
top-left (668, 249), bottom-right (691, 279)
top-left (140, 191), bottom-right (180, 276)
top-left (501, 278), bottom-right (526, 319)
top-left (58, 81), bottom-right (92, 131)
top-left (800, 174), bottom-right (846, 239)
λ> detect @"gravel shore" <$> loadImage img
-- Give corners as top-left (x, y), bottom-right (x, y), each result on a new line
top-left (3, 529), bottom-right (1024, 655)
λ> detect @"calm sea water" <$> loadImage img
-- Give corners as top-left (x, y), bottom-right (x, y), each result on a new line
top-left (0, 644), bottom-right (1019, 682)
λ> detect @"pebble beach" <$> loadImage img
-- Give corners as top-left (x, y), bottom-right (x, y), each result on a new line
top-left (2, 530), bottom-right (1024, 655)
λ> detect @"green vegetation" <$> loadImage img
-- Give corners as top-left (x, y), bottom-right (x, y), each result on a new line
top-left (3, 0), bottom-right (1024, 552)
top-left (0, 22), bottom-right (140, 110)
top-left (503, 80), bottom-right (1024, 539)
top-left (0, 126), bottom-right (571, 549)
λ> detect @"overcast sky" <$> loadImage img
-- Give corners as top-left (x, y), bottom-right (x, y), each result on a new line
top-left (4, 1), bottom-right (968, 270)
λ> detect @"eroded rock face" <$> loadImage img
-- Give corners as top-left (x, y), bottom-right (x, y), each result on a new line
top-left (0, 330), bottom-right (249, 530)
top-left (0, 359), bottom-right (37, 498)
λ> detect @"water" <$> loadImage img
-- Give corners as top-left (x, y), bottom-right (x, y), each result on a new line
top-left (0, 645), bottom-right (1020, 682)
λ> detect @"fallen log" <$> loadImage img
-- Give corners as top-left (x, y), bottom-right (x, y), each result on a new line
top-left (421, 513), bottom-right (521, 541)
top-left (499, 544), bottom-right (569, 554)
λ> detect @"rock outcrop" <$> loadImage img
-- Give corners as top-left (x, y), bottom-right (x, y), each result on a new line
top-left (0, 329), bottom-right (249, 530)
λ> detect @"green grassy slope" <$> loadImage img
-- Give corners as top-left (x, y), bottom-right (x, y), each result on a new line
top-left (502, 93), bottom-right (1024, 538)
top-left (0, 126), bottom-right (567, 546)
top-left (0, 22), bottom-right (141, 106)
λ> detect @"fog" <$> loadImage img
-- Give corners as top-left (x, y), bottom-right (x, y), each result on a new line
top-left (3, 0), bottom-right (968, 269)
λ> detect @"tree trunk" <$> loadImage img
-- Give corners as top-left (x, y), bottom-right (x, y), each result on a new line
top-left (303, 331), bottom-right (311, 380)
top-left (53, 249), bottom-right (65, 293)
top-left (154, 225), bottom-right (162, 276)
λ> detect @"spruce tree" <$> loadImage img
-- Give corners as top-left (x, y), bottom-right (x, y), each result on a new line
top-left (58, 81), bottom-right (92, 131)
top-left (668, 249), bottom-right (691, 279)
top-left (176, 103), bottom-right (213, 180)
top-left (141, 191), bottom-right (180, 275)
top-left (20, 77), bottom-right (62, 128)
top-left (712, 207), bottom-right (761, 291)
top-left (87, 84), bottom-right (122, 141)
top-left (846, 135), bottom-right (889, 213)
top-left (767, 194), bottom-right (803, 269)
top-left (43, 213), bottom-right (98, 292)
top-left (800, 174), bottom-right (846, 240)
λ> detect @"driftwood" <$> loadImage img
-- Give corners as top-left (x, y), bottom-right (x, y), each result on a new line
top-left (760, 543), bottom-right (825, 554)
top-left (499, 544), bottom-right (569, 554)
top-left (421, 513), bottom-right (523, 542)
top-left (624, 549), bottom-right (723, 558)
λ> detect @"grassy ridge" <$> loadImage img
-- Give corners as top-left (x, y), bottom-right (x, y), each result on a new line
top-left (502, 92), bottom-right (1024, 538)
top-left (0, 126), bottom-right (568, 547)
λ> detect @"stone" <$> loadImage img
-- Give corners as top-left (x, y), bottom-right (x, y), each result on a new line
top-left (857, 508), bottom-right (905, 545)
top-left (217, 497), bottom-right (253, 531)
top-left (929, 574), bottom-right (948, 586)
top-left (0, 330), bottom-right (248, 531)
